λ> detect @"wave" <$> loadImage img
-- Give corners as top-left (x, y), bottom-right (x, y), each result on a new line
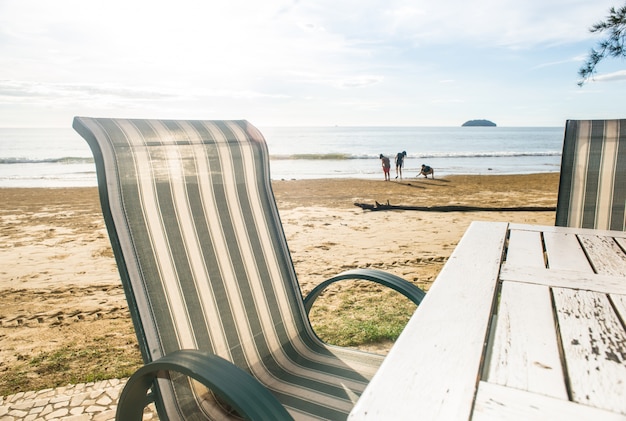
top-left (413, 151), bottom-right (561, 159)
top-left (0, 157), bottom-right (94, 164)
top-left (272, 153), bottom-right (354, 160)
top-left (0, 151), bottom-right (562, 164)
top-left (269, 151), bottom-right (561, 160)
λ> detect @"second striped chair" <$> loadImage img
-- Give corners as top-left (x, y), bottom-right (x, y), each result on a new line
top-left (556, 119), bottom-right (626, 231)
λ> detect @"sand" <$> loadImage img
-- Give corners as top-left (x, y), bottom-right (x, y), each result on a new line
top-left (0, 173), bottom-right (560, 392)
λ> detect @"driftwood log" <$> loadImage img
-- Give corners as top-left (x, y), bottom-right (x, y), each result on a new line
top-left (354, 201), bottom-right (555, 212)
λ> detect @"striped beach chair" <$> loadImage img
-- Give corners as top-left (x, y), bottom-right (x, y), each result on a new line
top-left (556, 119), bottom-right (626, 231)
top-left (73, 117), bottom-right (425, 420)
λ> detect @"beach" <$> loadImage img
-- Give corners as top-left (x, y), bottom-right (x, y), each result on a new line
top-left (0, 173), bottom-right (560, 394)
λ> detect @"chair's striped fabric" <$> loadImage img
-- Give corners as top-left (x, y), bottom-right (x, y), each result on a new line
top-left (73, 118), bottom-right (384, 420)
top-left (556, 119), bottom-right (626, 231)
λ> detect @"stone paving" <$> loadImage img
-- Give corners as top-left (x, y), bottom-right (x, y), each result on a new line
top-left (0, 378), bottom-right (157, 421)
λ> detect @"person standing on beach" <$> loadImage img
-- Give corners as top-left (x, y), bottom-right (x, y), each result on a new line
top-left (395, 151), bottom-right (407, 179)
top-left (380, 154), bottom-right (391, 181)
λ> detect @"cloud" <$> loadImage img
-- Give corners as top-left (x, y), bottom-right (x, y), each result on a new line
top-left (338, 75), bottom-right (384, 88)
top-left (533, 55), bottom-right (588, 69)
top-left (431, 98), bottom-right (465, 104)
top-left (590, 70), bottom-right (626, 83)
top-left (0, 80), bottom-right (295, 107)
top-left (0, 80), bottom-right (176, 101)
top-left (306, 0), bottom-right (618, 49)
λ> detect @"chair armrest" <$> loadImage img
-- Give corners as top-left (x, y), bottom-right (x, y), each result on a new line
top-left (302, 268), bottom-right (425, 316)
top-left (117, 349), bottom-right (293, 421)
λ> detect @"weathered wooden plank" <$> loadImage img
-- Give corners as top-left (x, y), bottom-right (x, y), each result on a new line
top-left (349, 221), bottom-right (509, 420)
top-left (508, 223), bottom-right (626, 238)
top-left (553, 288), bottom-right (626, 414)
top-left (485, 282), bottom-right (566, 398)
top-left (473, 381), bottom-right (626, 421)
top-left (578, 234), bottom-right (626, 276)
top-left (542, 231), bottom-right (594, 272)
top-left (506, 229), bottom-right (545, 268)
top-left (613, 294), bottom-right (626, 323)
top-left (499, 264), bottom-right (626, 295)
top-left (615, 237), bottom-right (626, 253)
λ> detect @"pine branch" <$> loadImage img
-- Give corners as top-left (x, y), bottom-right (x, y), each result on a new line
top-left (578, 3), bottom-right (626, 86)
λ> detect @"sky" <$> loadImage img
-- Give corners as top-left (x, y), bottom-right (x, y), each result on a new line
top-left (0, 0), bottom-right (625, 128)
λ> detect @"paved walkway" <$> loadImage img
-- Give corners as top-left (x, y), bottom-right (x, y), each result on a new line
top-left (0, 378), bottom-right (157, 421)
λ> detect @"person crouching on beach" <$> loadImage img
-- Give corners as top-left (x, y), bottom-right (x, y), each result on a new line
top-left (380, 154), bottom-right (391, 181)
top-left (395, 151), bottom-right (407, 180)
top-left (419, 164), bottom-right (434, 179)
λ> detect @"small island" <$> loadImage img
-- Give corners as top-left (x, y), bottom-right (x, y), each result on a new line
top-left (462, 119), bottom-right (496, 127)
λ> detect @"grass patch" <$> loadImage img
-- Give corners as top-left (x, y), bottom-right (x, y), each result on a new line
top-left (0, 333), bottom-right (142, 397)
top-left (308, 282), bottom-right (417, 347)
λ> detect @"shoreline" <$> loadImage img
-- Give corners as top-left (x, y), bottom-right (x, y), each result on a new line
top-left (0, 157), bottom-right (562, 188)
top-left (0, 173), bottom-right (560, 394)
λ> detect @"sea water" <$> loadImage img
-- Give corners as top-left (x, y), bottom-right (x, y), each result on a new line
top-left (0, 126), bottom-right (564, 187)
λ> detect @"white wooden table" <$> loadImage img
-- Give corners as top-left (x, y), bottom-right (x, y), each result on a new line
top-left (349, 221), bottom-right (626, 420)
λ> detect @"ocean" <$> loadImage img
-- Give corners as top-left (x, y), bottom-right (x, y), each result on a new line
top-left (0, 126), bottom-right (564, 188)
